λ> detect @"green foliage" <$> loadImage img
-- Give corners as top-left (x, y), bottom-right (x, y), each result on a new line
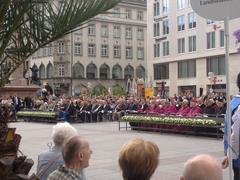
top-left (112, 84), bottom-right (127, 96)
top-left (91, 84), bottom-right (107, 96)
top-left (0, 0), bottom-right (120, 87)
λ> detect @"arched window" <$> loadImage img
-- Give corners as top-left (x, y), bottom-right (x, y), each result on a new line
top-left (136, 65), bottom-right (145, 79)
top-left (99, 64), bottom-right (110, 79)
top-left (124, 65), bottom-right (134, 79)
top-left (39, 64), bottom-right (45, 79)
top-left (112, 64), bottom-right (122, 79)
top-left (86, 63), bottom-right (97, 79)
top-left (73, 63), bottom-right (84, 78)
top-left (46, 63), bottom-right (53, 78)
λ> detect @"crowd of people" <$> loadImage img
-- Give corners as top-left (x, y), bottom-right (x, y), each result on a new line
top-left (0, 92), bottom-right (227, 122)
top-left (37, 122), bottom-right (224, 180)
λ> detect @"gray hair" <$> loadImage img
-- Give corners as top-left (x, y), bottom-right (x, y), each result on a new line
top-left (52, 122), bottom-right (78, 146)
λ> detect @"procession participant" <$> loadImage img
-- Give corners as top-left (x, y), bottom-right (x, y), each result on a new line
top-left (222, 72), bottom-right (240, 180)
top-left (176, 99), bottom-right (191, 116)
top-left (164, 98), bottom-right (178, 115)
top-left (202, 98), bottom-right (216, 116)
top-left (215, 97), bottom-right (226, 117)
top-left (187, 99), bottom-right (202, 117)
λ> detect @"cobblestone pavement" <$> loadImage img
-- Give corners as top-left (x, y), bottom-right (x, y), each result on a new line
top-left (10, 121), bottom-right (229, 180)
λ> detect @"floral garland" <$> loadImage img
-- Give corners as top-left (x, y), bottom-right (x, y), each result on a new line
top-left (17, 111), bottom-right (57, 118)
top-left (122, 115), bottom-right (218, 126)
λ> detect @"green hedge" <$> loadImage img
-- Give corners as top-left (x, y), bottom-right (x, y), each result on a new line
top-left (122, 115), bottom-right (218, 126)
top-left (17, 111), bottom-right (57, 118)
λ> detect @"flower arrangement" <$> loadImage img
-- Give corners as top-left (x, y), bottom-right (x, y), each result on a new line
top-left (17, 111), bottom-right (57, 118)
top-left (122, 115), bottom-right (218, 127)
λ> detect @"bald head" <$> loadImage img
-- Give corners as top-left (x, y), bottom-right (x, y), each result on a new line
top-left (180, 154), bottom-right (223, 180)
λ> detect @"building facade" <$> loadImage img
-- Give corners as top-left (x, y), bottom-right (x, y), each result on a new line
top-left (147, 0), bottom-right (240, 97)
top-left (30, 0), bottom-right (147, 96)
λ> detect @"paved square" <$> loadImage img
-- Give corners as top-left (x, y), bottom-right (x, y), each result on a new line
top-left (10, 122), bottom-right (229, 180)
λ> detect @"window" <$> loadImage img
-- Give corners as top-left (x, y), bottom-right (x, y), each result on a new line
top-left (88, 44), bottom-right (96, 56)
top-left (220, 30), bottom-right (225, 47)
top-left (58, 42), bottom-right (64, 54)
top-left (137, 28), bottom-right (144, 40)
top-left (125, 27), bottom-right (132, 39)
top-left (162, 0), bottom-right (169, 16)
top-left (113, 8), bottom-right (120, 18)
top-left (137, 48), bottom-right (144, 59)
top-left (42, 47), bottom-right (47, 57)
top-left (74, 43), bottom-right (82, 55)
top-left (58, 64), bottom-right (64, 77)
top-left (153, 63), bottom-right (169, 80)
top-left (154, 43), bottom-right (160, 57)
top-left (163, 41), bottom-right (169, 56)
top-left (113, 25), bottom-right (121, 38)
top-left (177, 15), bottom-right (185, 31)
top-left (48, 44), bottom-right (52, 56)
top-left (178, 59), bottom-right (196, 78)
top-left (114, 46), bottom-right (121, 58)
top-left (88, 24), bottom-right (95, 36)
top-left (125, 9), bottom-right (132, 19)
top-left (137, 11), bottom-right (143, 21)
top-left (101, 45), bottom-right (108, 57)
top-left (126, 47), bottom-right (133, 59)
top-left (207, 56), bottom-right (225, 75)
top-left (154, 2), bottom-right (160, 16)
top-left (207, 19), bottom-right (215, 24)
top-left (162, 19), bottom-right (169, 35)
top-left (189, 35), bottom-right (196, 52)
top-left (178, 38), bottom-right (185, 53)
top-left (101, 24), bottom-right (108, 37)
top-left (207, 32), bottom-right (215, 49)
top-left (112, 65), bottom-right (122, 79)
top-left (177, 0), bottom-right (185, 10)
top-left (154, 23), bottom-right (160, 37)
top-left (188, 12), bottom-right (196, 29)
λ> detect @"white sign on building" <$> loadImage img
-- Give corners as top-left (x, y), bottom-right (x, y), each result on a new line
top-left (191, 0), bottom-right (240, 20)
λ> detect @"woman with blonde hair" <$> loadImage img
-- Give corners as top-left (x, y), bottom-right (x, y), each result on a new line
top-left (118, 138), bottom-right (160, 180)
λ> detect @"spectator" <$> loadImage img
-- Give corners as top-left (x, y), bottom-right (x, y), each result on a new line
top-left (48, 136), bottom-right (92, 180)
top-left (118, 138), bottom-right (160, 180)
top-left (37, 122), bottom-right (86, 180)
top-left (180, 154), bottom-right (223, 180)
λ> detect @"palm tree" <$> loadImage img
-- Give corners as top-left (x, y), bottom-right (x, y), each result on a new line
top-left (0, 0), bottom-right (120, 87)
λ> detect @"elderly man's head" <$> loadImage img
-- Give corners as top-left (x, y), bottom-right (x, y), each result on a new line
top-left (118, 138), bottom-right (160, 180)
top-left (52, 122), bottom-right (78, 146)
top-left (62, 136), bottom-right (92, 169)
top-left (180, 154), bottom-right (223, 180)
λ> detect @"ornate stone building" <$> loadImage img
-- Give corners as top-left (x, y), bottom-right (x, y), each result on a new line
top-left (30, 0), bottom-right (147, 96)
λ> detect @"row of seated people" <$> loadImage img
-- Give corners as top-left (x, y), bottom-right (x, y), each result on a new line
top-left (59, 96), bottom-right (226, 122)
